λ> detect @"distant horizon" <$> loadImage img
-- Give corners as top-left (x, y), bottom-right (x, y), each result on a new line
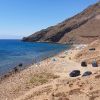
top-left (0, 38), bottom-right (22, 39)
top-left (0, 0), bottom-right (99, 39)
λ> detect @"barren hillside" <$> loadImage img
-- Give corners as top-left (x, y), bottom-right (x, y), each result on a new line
top-left (75, 39), bottom-right (100, 63)
top-left (23, 2), bottom-right (100, 44)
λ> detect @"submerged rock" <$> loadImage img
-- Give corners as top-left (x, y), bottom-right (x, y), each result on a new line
top-left (18, 63), bottom-right (23, 67)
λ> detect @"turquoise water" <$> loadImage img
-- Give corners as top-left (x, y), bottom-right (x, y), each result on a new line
top-left (0, 39), bottom-right (69, 75)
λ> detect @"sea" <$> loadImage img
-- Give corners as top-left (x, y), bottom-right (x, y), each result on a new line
top-left (0, 39), bottom-right (69, 76)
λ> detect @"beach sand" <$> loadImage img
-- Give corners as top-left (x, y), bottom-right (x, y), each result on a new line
top-left (0, 44), bottom-right (100, 100)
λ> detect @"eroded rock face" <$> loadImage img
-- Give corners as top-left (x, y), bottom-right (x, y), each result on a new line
top-left (22, 2), bottom-right (100, 44)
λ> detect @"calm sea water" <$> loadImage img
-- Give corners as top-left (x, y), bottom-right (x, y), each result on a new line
top-left (0, 39), bottom-right (69, 75)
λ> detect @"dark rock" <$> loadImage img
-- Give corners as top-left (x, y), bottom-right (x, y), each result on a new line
top-left (82, 71), bottom-right (92, 77)
top-left (81, 61), bottom-right (87, 67)
top-left (14, 67), bottom-right (19, 72)
top-left (92, 60), bottom-right (98, 67)
top-left (18, 63), bottom-right (23, 67)
top-left (89, 48), bottom-right (95, 51)
top-left (69, 70), bottom-right (80, 77)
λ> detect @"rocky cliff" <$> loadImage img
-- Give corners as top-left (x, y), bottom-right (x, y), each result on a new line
top-left (23, 2), bottom-right (100, 44)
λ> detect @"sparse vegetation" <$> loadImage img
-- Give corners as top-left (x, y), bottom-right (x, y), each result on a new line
top-left (29, 72), bottom-right (59, 86)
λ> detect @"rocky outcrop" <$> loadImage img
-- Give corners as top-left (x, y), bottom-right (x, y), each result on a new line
top-left (23, 2), bottom-right (100, 44)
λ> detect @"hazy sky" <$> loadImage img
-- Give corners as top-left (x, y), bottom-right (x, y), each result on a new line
top-left (0, 0), bottom-right (99, 39)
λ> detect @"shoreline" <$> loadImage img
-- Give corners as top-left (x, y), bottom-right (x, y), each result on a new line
top-left (0, 44), bottom-right (72, 81)
top-left (0, 43), bottom-right (100, 100)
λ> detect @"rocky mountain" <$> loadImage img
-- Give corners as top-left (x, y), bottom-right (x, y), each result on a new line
top-left (23, 2), bottom-right (100, 44)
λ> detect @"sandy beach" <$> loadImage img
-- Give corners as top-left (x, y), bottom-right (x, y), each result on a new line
top-left (0, 1), bottom-right (100, 100)
top-left (0, 43), bottom-right (100, 100)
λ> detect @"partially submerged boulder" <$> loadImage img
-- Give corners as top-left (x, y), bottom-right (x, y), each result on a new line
top-left (82, 71), bottom-right (92, 77)
top-left (69, 70), bottom-right (80, 77)
top-left (18, 63), bottom-right (23, 67)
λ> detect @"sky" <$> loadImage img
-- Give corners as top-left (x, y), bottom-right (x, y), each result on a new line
top-left (0, 0), bottom-right (99, 39)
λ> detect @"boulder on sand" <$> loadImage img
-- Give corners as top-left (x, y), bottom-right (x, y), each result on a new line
top-left (82, 71), bottom-right (92, 77)
top-left (69, 70), bottom-right (80, 77)
top-left (81, 61), bottom-right (87, 67)
top-left (92, 60), bottom-right (98, 67)
top-left (89, 48), bottom-right (95, 51)
top-left (52, 58), bottom-right (57, 61)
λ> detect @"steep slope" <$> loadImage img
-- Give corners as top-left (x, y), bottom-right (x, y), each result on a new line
top-left (23, 2), bottom-right (100, 44)
top-left (75, 39), bottom-right (100, 63)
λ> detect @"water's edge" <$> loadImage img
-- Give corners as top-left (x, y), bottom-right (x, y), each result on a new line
top-left (0, 47), bottom-right (71, 80)
top-left (0, 40), bottom-right (71, 79)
